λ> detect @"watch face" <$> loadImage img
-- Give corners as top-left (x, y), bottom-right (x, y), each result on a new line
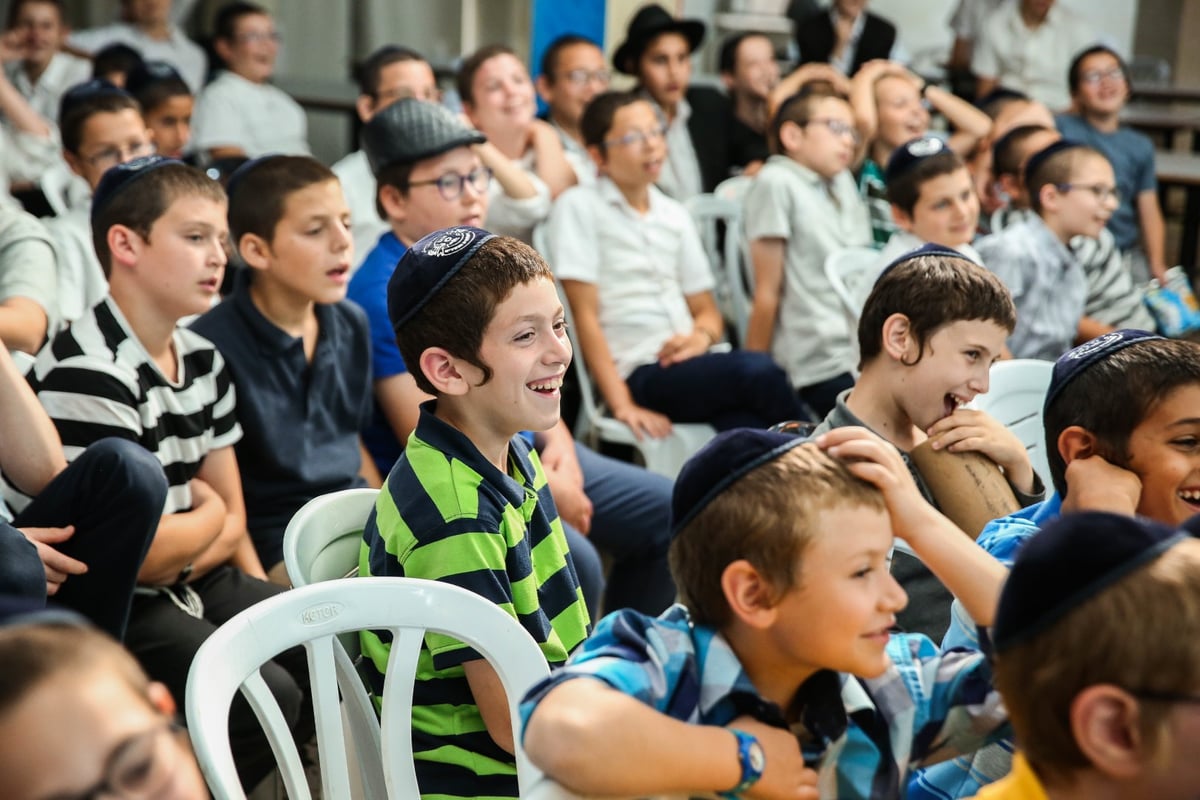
top-left (748, 741), bottom-right (766, 774)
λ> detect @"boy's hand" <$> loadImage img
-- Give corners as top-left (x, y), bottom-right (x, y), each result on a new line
top-left (1062, 454), bottom-right (1142, 516)
top-left (544, 463), bottom-right (593, 534)
top-left (612, 401), bottom-right (673, 441)
top-left (19, 525), bottom-right (86, 595)
top-left (657, 330), bottom-right (709, 366)
top-left (926, 408), bottom-right (1036, 495)
top-left (728, 718), bottom-right (819, 800)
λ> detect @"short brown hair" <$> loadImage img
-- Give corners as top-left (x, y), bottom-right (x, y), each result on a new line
top-left (374, 160), bottom-right (415, 219)
top-left (227, 155), bottom-right (338, 250)
top-left (397, 236), bottom-right (554, 395)
top-left (995, 538), bottom-right (1200, 782)
top-left (770, 84), bottom-right (848, 156)
top-left (60, 91), bottom-right (141, 155)
top-left (857, 254), bottom-right (1016, 368)
top-left (1027, 145), bottom-right (1106, 214)
top-left (580, 90), bottom-right (645, 153)
top-left (669, 442), bottom-right (885, 627)
top-left (92, 162), bottom-right (226, 277)
top-left (1043, 338), bottom-right (1200, 497)
top-left (456, 44), bottom-right (516, 106)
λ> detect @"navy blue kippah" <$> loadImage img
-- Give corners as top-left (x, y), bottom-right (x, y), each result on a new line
top-left (884, 135), bottom-right (949, 185)
top-left (58, 78), bottom-right (131, 122)
top-left (1043, 329), bottom-right (1163, 414)
top-left (1022, 139), bottom-right (1083, 188)
top-left (90, 155), bottom-right (183, 225)
top-left (671, 428), bottom-right (809, 537)
top-left (224, 153), bottom-right (287, 201)
top-left (876, 242), bottom-right (976, 284)
top-left (362, 97), bottom-right (486, 176)
top-left (387, 226), bottom-right (497, 332)
top-left (993, 512), bottom-right (1190, 653)
top-left (125, 60), bottom-right (186, 96)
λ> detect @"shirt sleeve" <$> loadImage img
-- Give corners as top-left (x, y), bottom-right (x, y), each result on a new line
top-left (976, 235), bottom-right (1027, 302)
top-left (743, 168), bottom-right (794, 241)
top-left (208, 350), bottom-right (243, 450)
top-left (546, 187), bottom-right (600, 284)
top-left (0, 217), bottom-right (58, 333)
top-left (33, 357), bottom-right (144, 455)
top-left (1132, 132), bottom-right (1158, 194)
top-left (191, 83), bottom-right (250, 151)
top-left (485, 171), bottom-right (552, 233)
top-left (969, 11), bottom-right (1001, 78)
top-left (349, 261), bottom-right (409, 380)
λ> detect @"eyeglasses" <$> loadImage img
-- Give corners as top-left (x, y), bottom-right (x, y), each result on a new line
top-left (408, 166), bottom-right (492, 201)
top-left (604, 125), bottom-right (667, 149)
top-left (801, 117), bottom-right (861, 145)
top-left (1055, 182), bottom-right (1121, 203)
top-left (561, 68), bottom-right (610, 87)
top-left (236, 30), bottom-right (282, 45)
top-left (83, 140), bottom-right (156, 170)
top-left (1080, 67), bottom-right (1125, 85)
top-left (70, 721), bottom-right (184, 800)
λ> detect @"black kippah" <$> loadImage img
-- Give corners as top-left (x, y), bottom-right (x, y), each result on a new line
top-left (90, 155), bottom-right (183, 226)
top-left (387, 226), bottom-right (497, 333)
top-left (884, 136), bottom-right (949, 185)
top-left (1043, 329), bottom-right (1163, 414)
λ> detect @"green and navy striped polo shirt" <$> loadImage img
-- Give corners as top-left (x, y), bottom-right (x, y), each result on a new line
top-left (360, 405), bottom-right (590, 799)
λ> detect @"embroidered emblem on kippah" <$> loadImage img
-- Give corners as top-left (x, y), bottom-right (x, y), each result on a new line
top-left (1067, 331), bottom-right (1122, 359)
top-left (906, 137), bottom-right (944, 157)
top-left (422, 227), bottom-right (476, 258)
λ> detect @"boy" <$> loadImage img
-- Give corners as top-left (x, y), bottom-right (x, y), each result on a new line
top-left (19, 156), bottom-right (312, 790)
top-left (192, 155), bottom-right (376, 581)
top-left (536, 34), bottom-right (610, 186)
top-left (975, 140), bottom-right (1115, 360)
top-left (1056, 45), bottom-right (1167, 285)
top-left (521, 425), bottom-right (1010, 799)
top-left (45, 79), bottom-right (154, 328)
top-left (332, 44), bottom-right (439, 269)
top-left (359, 225), bottom-right (591, 799)
top-left (3, 0), bottom-right (90, 124)
top-left (551, 90), bottom-right (803, 433)
top-left (191, 1), bottom-right (309, 158)
top-left (717, 31), bottom-right (779, 176)
top-left (350, 97), bottom-right (676, 618)
top-left (912, 328), bottom-right (1200, 799)
top-left (0, 617), bottom-right (210, 800)
top-left (126, 60), bottom-right (193, 159)
top-left (744, 84), bottom-right (872, 417)
top-left (816, 245), bottom-right (1041, 640)
top-left (973, 511), bottom-right (1200, 800)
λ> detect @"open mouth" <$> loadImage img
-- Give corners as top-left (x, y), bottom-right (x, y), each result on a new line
top-left (327, 264), bottom-right (350, 281)
top-left (199, 276), bottom-right (220, 291)
top-left (942, 393), bottom-right (966, 419)
top-left (527, 376), bottom-right (563, 396)
top-left (1180, 490), bottom-right (1200, 511)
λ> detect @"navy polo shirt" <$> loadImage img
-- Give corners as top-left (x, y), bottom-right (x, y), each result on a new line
top-left (192, 270), bottom-right (372, 567)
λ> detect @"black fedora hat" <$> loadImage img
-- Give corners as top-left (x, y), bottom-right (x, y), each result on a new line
top-left (613, 4), bottom-right (706, 76)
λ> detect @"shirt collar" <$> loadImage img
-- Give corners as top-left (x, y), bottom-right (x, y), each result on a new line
top-left (1025, 214), bottom-right (1077, 266)
top-left (766, 153), bottom-right (828, 188)
top-left (227, 268), bottom-right (333, 356)
top-left (596, 175), bottom-right (667, 218)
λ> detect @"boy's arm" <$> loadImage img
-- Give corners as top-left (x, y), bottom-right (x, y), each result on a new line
top-left (0, 345), bottom-right (65, 496)
top-left (187, 446), bottom-right (258, 578)
top-left (0, 297), bottom-right (48, 355)
top-left (560, 279), bottom-right (672, 440)
top-left (817, 426), bottom-right (1006, 626)
top-left (358, 438), bottom-right (383, 489)
top-left (464, 659), bottom-right (516, 754)
top-left (1136, 189), bottom-right (1169, 282)
top-left (525, 678), bottom-right (816, 799)
top-left (746, 237), bottom-right (786, 351)
top-left (925, 82), bottom-right (992, 156)
top-left (473, 141), bottom-right (538, 200)
top-left (376, 371), bottom-right (431, 448)
top-left (528, 119), bottom-right (577, 198)
top-left (657, 290), bottom-right (724, 366)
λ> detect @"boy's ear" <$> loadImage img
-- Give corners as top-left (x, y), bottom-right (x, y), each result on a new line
top-left (1057, 425), bottom-right (1097, 466)
top-left (63, 149), bottom-right (84, 180)
top-left (419, 347), bottom-right (471, 396)
top-left (1038, 182), bottom-right (1060, 214)
top-left (721, 559), bottom-right (781, 629)
top-left (1070, 684), bottom-right (1145, 779)
top-left (890, 204), bottom-right (914, 231)
top-left (213, 37), bottom-right (234, 66)
top-left (778, 120), bottom-right (803, 154)
top-left (355, 94), bottom-right (376, 124)
top-left (236, 232), bottom-right (272, 271)
top-left (106, 224), bottom-right (143, 272)
top-left (535, 74), bottom-right (553, 105)
top-left (586, 144), bottom-right (607, 171)
top-left (880, 313), bottom-right (916, 361)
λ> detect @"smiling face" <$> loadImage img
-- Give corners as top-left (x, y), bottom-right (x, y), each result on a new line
top-left (1045, 152), bottom-right (1118, 240)
top-left (727, 34), bottom-right (778, 102)
top-left (250, 178), bottom-right (353, 304)
top-left (1124, 384), bottom-right (1200, 526)
top-left (132, 193), bottom-right (228, 318)
top-left (465, 52), bottom-right (536, 138)
top-left (895, 319), bottom-right (1009, 431)
top-left (539, 41), bottom-right (608, 128)
top-left (592, 98), bottom-right (666, 191)
top-left (221, 11), bottom-right (278, 84)
top-left (1073, 50), bottom-right (1129, 117)
top-left (898, 166), bottom-right (980, 247)
top-left (637, 31), bottom-right (692, 111)
top-left (874, 74), bottom-right (930, 152)
top-left (765, 504), bottom-right (907, 682)
top-left (10, 0), bottom-right (67, 72)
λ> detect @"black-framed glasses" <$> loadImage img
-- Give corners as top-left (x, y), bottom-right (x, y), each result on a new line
top-left (562, 68), bottom-right (610, 87)
top-left (408, 166), bottom-right (492, 201)
top-left (801, 117), bottom-right (861, 145)
top-left (236, 30), bottom-right (282, 45)
top-left (83, 140), bottom-right (156, 169)
top-left (69, 721), bottom-right (184, 800)
top-left (1055, 182), bottom-right (1121, 203)
top-left (1080, 67), bottom-right (1125, 85)
top-left (604, 125), bottom-right (667, 149)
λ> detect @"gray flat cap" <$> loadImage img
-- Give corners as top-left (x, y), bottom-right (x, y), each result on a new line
top-left (362, 97), bottom-right (486, 176)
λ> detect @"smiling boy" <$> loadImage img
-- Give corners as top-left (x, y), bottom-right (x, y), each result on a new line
top-left (3, 0), bottom-right (90, 124)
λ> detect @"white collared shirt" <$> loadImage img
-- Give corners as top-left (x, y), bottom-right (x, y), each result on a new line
top-left (551, 119), bottom-right (596, 187)
top-left (69, 22), bottom-right (207, 93)
top-left (4, 53), bottom-right (91, 123)
top-left (547, 176), bottom-right (713, 377)
top-left (971, 3), bottom-right (1095, 110)
top-left (484, 148), bottom-right (551, 245)
top-left (331, 149), bottom-right (388, 273)
top-left (191, 70), bottom-right (310, 157)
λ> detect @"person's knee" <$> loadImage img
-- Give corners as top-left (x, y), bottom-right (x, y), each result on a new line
top-left (78, 439), bottom-right (168, 507)
top-left (0, 524), bottom-right (47, 602)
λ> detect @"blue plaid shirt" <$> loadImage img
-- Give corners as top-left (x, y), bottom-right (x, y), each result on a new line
top-left (520, 605), bottom-right (1008, 799)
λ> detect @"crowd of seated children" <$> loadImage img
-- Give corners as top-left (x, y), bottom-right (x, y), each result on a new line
top-left (975, 140), bottom-right (1115, 359)
top-left (550, 90), bottom-right (804, 436)
top-left (192, 155), bottom-right (376, 584)
top-left (349, 96), bottom-right (674, 619)
top-left (359, 227), bottom-right (591, 800)
top-left (743, 84), bottom-right (871, 417)
top-left (190, 2), bottom-right (309, 159)
top-left (913, 329), bottom-right (1200, 798)
top-left (1056, 45), bottom-right (1168, 285)
top-left (817, 245), bottom-right (1041, 641)
top-left (521, 425), bottom-right (1010, 800)
top-left (536, 34), bottom-right (610, 187)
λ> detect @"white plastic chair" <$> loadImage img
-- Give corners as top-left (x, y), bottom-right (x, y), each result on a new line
top-left (970, 358), bottom-right (1055, 489)
top-left (282, 487), bottom-right (378, 588)
top-left (185, 577), bottom-right (551, 800)
top-left (525, 775), bottom-right (688, 799)
top-left (824, 246), bottom-right (881, 330)
top-left (685, 192), bottom-right (753, 344)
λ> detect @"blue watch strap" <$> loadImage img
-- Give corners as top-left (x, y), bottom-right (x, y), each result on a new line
top-left (719, 727), bottom-right (765, 798)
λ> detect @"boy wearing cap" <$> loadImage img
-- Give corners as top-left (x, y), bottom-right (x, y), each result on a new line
top-left (192, 155), bottom-right (376, 581)
top-left (975, 141), bottom-right (1116, 359)
top-left (358, 226), bottom-right (590, 799)
top-left (521, 425), bottom-right (1010, 800)
top-left (914, 329), bottom-right (1200, 799)
top-left (16, 156), bottom-right (313, 791)
top-left (351, 97), bottom-right (677, 618)
top-left (743, 84), bottom-right (872, 417)
top-left (815, 246), bottom-right (1039, 641)
top-left (970, 512), bottom-right (1200, 800)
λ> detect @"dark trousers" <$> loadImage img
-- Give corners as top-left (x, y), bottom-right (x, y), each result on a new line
top-left (626, 351), bottom-right (805, 431)
top-left (798, 371), bottom-right (856, 420)
top-left (125, 565), bottom-right (315, 790)
top-left (0, 438), bottom-right (166, 639)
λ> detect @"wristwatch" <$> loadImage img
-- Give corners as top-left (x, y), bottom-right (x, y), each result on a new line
top-left (720, 728), bottom-right (766, 798)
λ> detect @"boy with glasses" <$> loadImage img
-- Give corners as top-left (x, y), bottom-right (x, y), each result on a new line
top-left (743, 85), bottom-right (872, 417)
top-left (1056, 45), bottom-right (1167, 285)
top-left (536, 34), bottom-right (610, 186)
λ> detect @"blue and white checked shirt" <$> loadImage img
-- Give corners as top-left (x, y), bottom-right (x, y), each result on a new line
top-left (520, 605), bottom-right (1008, 799)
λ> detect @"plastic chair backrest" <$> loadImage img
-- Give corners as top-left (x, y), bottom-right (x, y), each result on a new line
top-left (685, 192), bottom-right (752, 343)
top-left (283, 488), bottom-right (379, 588)
top-left (824, 246), bottom-right (880, 324)
top-left (185, 577), bottom-right (551, 800)
top-left (971, 358), bottom-right (1054, 488)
